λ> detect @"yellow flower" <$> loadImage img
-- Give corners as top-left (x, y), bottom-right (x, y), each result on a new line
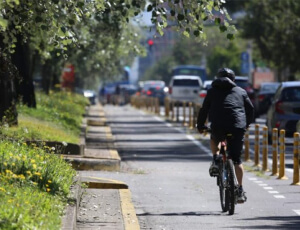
top-left (26, 171), bottom-right (32, 175)
top-left (46, 188), bottom-right (51, 192)
top-left (46, 184), bottom-right (49, 187)
top-left (34, 172), bottom-right (41, 176)
top-left (3, 162), bottom-right (7, 166)
top-left (12, 163), bottom-right (15, 166)
top-left (32, 164), bottom-right (37, 169)
top-left (0, 187), bottom-right (6, 192)
top-left (31, 159), bottom-right (35, 164)
top-left (48, 180), bottom-right (52, 183)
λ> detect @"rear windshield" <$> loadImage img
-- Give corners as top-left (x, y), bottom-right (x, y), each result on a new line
top-left (281, 87), bottom-right (300, 102)
top-left (173, 79), bottom-right (200, 87)
top-left (235, 80), bottom-right (249, 88)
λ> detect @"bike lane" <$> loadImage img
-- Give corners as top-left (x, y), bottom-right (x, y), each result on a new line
top-left (81, 104), bottom-right (300, 230)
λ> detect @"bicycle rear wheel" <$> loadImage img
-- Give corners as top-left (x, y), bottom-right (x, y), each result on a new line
top-left (218, 161), bottom-right (228, 212)
top-left (226, 159), bottom-right (236, 215)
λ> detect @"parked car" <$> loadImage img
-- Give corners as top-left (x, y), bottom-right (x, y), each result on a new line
top-left (168, 75), bottom-right (203, 103)
top-left (235, 76), bottom-right (256, 105)
top-left (255, 82), bottom-right (280, 116)
top-left (266, 81), bottom-right (300, 137)
top-left (197, 80), bottom-right (213, 105)
top-left (83, 90), bottom-right (96, 105)
top-left (140, 80), bottom-right (166, 105)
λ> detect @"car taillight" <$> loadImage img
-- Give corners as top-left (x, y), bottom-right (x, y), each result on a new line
top-left (169, 87), bottom-right (172, 94)
top-left (199, 92), bottom-right (206, 98)
top-left (275, 101), bottom-right (284, 114)
top-left (275, 121), bottom-right (281, 128)
top-left (147, 90), bottom-right (152, 96)
top-left (258, 95), bottom-right (265, 101)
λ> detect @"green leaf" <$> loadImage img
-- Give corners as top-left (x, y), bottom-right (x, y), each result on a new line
top-left (193, 30), bottom-right (200, 37)
top-left (35, 16), bottom-right (43, 23)
top-left (177, 14), bottom-right (184, 21)
top-left (215, 18), bottom-right (221, 25)
top-left (227, 34), bottom-right (235, 40)
top-left (219, 25), bottom-right (227, 32)
top-left (147, 4), bottom-right (153, 12)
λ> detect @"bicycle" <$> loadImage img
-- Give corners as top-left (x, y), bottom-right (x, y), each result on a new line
top-left (204, 130), bottom-right (239, 215)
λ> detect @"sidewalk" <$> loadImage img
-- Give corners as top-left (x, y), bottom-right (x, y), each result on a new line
top-left (61, 103), bottom-right (140, 230)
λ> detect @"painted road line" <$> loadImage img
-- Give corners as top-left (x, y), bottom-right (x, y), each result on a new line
top-left (263, 187), bottom-right (273, 190)
top-left (293, 210), bottom-right (300, 215)
top-left (248, 178), bottom-right (257, 181)
top-left (268, 191), bottom-right (279, 194)
top-left (120, 189), bottom-right (140, 230)
top-left (274, 195), bottom-right (285, 199)
top-left (254, 181), bottom-right (263, 183)
top-left (258, 184), bottom-right (268, 186)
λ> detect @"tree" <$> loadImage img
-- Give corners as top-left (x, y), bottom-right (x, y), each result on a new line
top-left (0, 0), bottom-right (236, 124)
top-left (242, 0), bottom-right (300, 81)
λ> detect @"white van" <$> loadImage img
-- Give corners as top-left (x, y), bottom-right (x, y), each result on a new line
top-left (168, 75), bottom-right (203, 102)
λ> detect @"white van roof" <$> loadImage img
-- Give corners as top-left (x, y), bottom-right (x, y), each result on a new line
top-left (171, 75), bottom-right (202, 80)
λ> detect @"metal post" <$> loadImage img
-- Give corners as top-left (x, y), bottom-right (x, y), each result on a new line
top-left (183, 101), bottom-right (187, 126)
top-left (292, 132), bottom-right (300, 185)
top-left (254, 124), bottom-right (260, 167)
top-left (271, 128), bottom-right (279, 176)
top-left (278, 129), bottom-right (288, 180)
top-left (262, 126), bottom-right (269, 171)
top-left (165, 97), bottom-right (169, 118)
top-left (176, 101), bottom-right (179, 122)
top-left (189, 102), bottom-right (193, 129)
top-left (171, 100), bottom-right (175, 121)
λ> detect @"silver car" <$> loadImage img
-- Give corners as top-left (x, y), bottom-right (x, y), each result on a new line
top-left (266, 81), bottom-right (300, 137)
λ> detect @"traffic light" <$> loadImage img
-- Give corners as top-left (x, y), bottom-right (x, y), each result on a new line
top-left (147, 39), bottom-right (154, 51)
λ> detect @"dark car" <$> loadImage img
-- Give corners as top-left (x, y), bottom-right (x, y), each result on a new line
top-left (235, 76), bottom-right (256, 106)
top-left (255, 82), bottom-right (280, 116)
top-left (266, 81), bottom-right (300, 137)
top-left (141, 80), bottom-right (166, 105)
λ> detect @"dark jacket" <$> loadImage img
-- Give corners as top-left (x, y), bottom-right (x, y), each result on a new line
top-left (197, 77), bottom-right (254, 131)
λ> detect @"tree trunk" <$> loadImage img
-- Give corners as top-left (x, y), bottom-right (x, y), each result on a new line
top-left (12, 36), bottom-right (36, 108)
top-left (0, 54), bottom-right (18, 126)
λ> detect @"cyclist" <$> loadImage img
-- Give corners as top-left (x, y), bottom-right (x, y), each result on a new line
top-left (197, 68), bottom-right (254, 203)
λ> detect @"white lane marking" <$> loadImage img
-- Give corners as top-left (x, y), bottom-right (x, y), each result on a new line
top-left (263, 187), bottom-right (273, 190)
top-left (258, 184), bottom-right (268, 186)
top-left (186, 135), bottom-right (211, 156)
top-left (268, 191), bottom-right (279, 194)
top-left (293, 210), bottom-right (300, 215)
top-left (254, 181), bottom-right (263, 183)
top-left (248, 178), bottom-right (257, 181)
top-left (274, 195), bottom-right (285, 199)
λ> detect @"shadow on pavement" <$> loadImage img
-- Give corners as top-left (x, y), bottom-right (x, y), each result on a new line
top-left (231, 216), bottom-right (300, 229)
top-left (137, 211), bottom-right (222, 216)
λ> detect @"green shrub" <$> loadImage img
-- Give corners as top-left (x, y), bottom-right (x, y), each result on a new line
top-left (0, 140), bottom-right (77, 229)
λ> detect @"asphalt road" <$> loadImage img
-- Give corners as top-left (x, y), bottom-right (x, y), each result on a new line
top-left (80, 104), bottom-right (300, 230)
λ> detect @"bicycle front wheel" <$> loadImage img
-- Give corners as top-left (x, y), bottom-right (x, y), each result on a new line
top-left (226, 159), bottom-right (236, 215)
top-left (218, 161), bottom-right (228, 212)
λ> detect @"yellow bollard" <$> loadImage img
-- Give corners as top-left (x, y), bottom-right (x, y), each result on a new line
top-left (278, 129), bottom-right (288, 180)
top-left (244, 129), bottom-right (251, 162)
top-left (262, 126), bottom-right (269, 171)
top-left (182, 101), bottom-right (187, 126)
top-left (189, 102), bottom-right (193, 129)
top-left (291, 132), bottom-right (300, 185)
top-left (165, 97), bottom-right (169, 118)
top-left (254, 124), bottom-right (260, 167)
top-left (271, 128), bottom-right (279, 176)
top-left (155, 98), bottom-right (159, 115)
top-left (176, 101), bottom-right (180, 122)
top-left (171, 100), bottom-right (175, 121)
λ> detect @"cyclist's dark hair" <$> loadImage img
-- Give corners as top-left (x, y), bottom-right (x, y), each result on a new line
top-left (216, 68), bottom-right (235, 81)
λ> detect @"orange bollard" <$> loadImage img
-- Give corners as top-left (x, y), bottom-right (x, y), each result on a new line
top-left (291, 132), bottom-right (300, 185)
top-left (254, 124), bottom-right (260, 167)
top-left (278, 129), bottom-right (288, 180)
top-left (271, 128), bottom-right (279, 176)
top-left (165, 97), bottom-right (170, 118)
top-left (171, 100), bottom-right (175, 121)
top-left (182, 101), bottom-right (187, 126)
top-left (262, 126), bottom-right (269, 171)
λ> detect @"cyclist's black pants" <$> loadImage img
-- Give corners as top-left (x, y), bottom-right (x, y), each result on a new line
top-left (210, 128), bottom-right (246, 165)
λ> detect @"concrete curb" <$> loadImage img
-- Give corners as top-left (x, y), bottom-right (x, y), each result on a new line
top-left (64, 157), bottom-right (121, 171)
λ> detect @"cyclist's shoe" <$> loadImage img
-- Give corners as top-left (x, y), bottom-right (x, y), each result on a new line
top-left (237, 187), bottom-right (247, 204)
top-left (209, 160), bottom-right (219, 177)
